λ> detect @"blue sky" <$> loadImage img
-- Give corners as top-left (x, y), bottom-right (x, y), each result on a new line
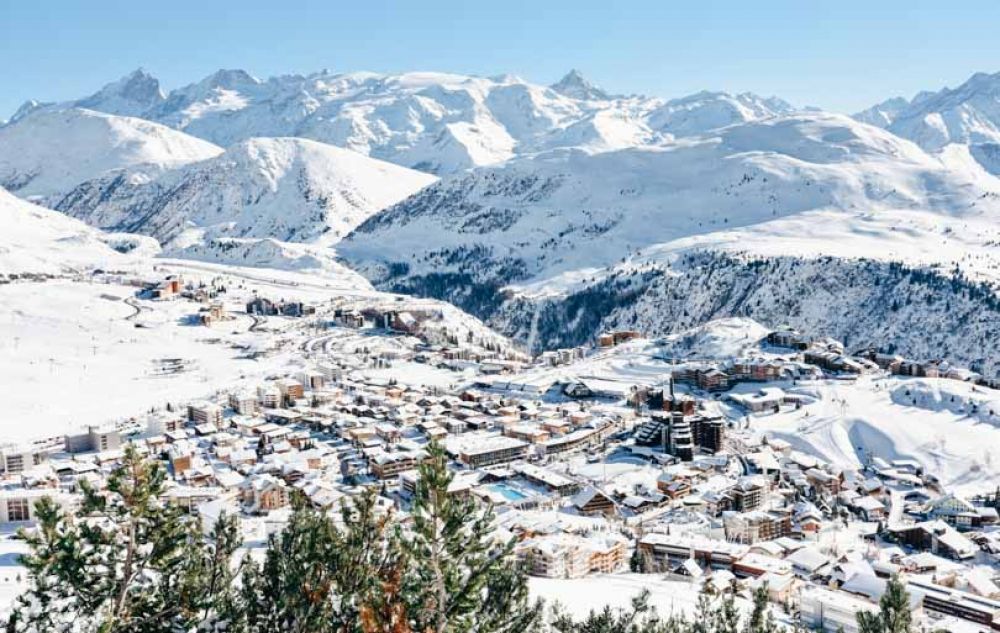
top-left (3, 0), bottom-right (1000, 118)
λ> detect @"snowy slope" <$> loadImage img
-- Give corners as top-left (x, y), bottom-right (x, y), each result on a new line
top-left (54, 137), bottom-right (437, 249)
top-left (0, 187), bottom-right (153, 274)
top-left (342, 112), bottom-right (1000, 289)
top-left (10, 68), bottom-right (795, 173)
top-left (0, 108), bottom-right (222, 201)
top-left (751, 376), bottom-right (1000, 495)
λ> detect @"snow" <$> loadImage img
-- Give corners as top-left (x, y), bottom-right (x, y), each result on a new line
top-left (0, 279), bottom-right (291, 443)
top-left (740, 376), bottom-right (1000, 495)
top-left (55, 136), bottom-right (437, 249)
top-left (0, 188), bottom-right (145, 274)
top-left (342, 111), bottom-right (1000, 294)
top-left (530, 574), bottom-right (752, 620)
top-left (502, 324), bottom-right (1000, 497)
top-left (0, 108), bottom-right (222, 201)
top-left (887, 71), bottom-right (1000, 151)
top-left (13, 67), bottom-right (798, 174)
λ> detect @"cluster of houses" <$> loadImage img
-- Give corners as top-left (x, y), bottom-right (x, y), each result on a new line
top-left (768, 326), bottom-right (1000, 389)
top-left (8, 294), bottom-right (1000, 632)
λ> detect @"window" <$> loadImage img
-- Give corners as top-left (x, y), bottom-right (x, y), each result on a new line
top-left (5, 455), bottom-right (24, 474)
top-left (7, 498), bottom-right (30, 522)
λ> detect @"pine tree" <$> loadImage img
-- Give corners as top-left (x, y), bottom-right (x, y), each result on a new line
top-left (235, 489), bottom-right (401, 633)
top-left (8, 445), bottom-right (236, 633)
top-left (712, 587), bottom-right (740, 633)
top-left (856, 574), bottom-right (913, 633)
top-left (742, 583), bottom-right (778, 633)
top-left (190, 514), bottom-right (248, 632)
top-left (400, 442), bottom-right (541, 633)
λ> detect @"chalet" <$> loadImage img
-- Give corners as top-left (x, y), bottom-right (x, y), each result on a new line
top-left (572, 486), bottom-right (617, 517)
top-left (766, 328), bottom-right (808, 350)
top-left (696, 368), bottom-right (730, 391)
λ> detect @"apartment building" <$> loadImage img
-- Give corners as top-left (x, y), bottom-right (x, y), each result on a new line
top-left (187, 401), bottom-right (223, 428)
top-left (65, 425), bottom-right (122, 454)
top-left (0, 445), bottom-right (47, 474)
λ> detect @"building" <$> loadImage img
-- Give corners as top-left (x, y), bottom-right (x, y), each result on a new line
top-left (766, 328), bottom-right (808, 350)
top-left (696, 368), bottom-right (730, 391)
top-left (187, 401), bottom-right (223, 428)
top-left (449, 436), bottom-right (530, 468)
top-left (274, 379), bottom-right (305, 403)
top-left (517, 535), bottom-right (591, 578)
top-left (240, 475), bottom-right (289, 514)
top-left (0, 489), bottom-right (74, 523)
top-left (908, 578), bottom-right (1000, 630)
top-left (228, 391), bottom-right (257, 416)
top-left (669, 416), bottom-right (695, 461)
top-left (723, 510), bottom-right (791, 544)
top-left (0, 445), bottom-right (47, 475)
top-left (690, 415), bottom-right (725, 453)
top-left (800, 585), bottom-right (878, 633)
top-left (65, 425), bottom-right (122, 454)
top-left (729, 477), bottom-right (768, 512)
top-left (572, 486), bottom-right (617, 517)
top-left (370, 450), bottom-right (429, 480)
top-left (257, 385), bottom-right (282, 409)
top-left (638, 533), bottom-right (746, 572)
top-left (517, 533), bottom-right (626, 579)
top-left (512, 463), bottom-right (579, 494)
top-left (891, 521), bottom-right (977, 560)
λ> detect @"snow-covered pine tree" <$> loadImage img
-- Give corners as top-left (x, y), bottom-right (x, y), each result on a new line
top-left (7, 445), bottom-right (240, 633)
top-left (856, 574), bottom-right (914, 633)
top-left (235, 488), bottom-right (402, 633)
top-left (400, 442), bottom-right (541, 633)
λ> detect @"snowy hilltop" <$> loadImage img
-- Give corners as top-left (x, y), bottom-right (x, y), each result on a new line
top-left (0, 108), bottom-right (222, 201)
top-left (54, 136), bottom-right (436, 248)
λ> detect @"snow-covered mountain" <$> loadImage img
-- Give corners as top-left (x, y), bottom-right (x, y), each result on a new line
top-left (549, 69), bottom-right (612, 100)
top-left (54, 137), bottom-right (436, 254)
top-left (9, 69), bottom-right (167, 123)
top-left (852, 72), bottom-right (1000, 177)
top-left (646, 91), bottom-right (794, 137)
top-left (8, 68), bottom-right (796, 173)
top-left (853, 96), bottom-right (911, 128)
top-left (342, 112), bottom-right (1000, 289)
top-left (340, 111), bottom-right (1000, 369)
top-left (0, 108), bottom-right (222, 201)
top-left (886, 72), bottom-right (1000, 151)
top-left (0, 187), bottom-right (155, 274)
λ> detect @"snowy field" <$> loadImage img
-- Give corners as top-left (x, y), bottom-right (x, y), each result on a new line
top-left (530, 574), bottom-right (754, 620)
top-left (746, 375), bottom-right (1000, 495)
top-left (0, 279), bottom-right (300, 443)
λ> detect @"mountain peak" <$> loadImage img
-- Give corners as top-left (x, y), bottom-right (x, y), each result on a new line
top-left (202, 68), bottom-right (260, 89)
top-left (76, 68), bottom-right (165, 116)
top-left (8, 99), bottom-right (48, 125)
top-left (550, 69), bottom-right (610, 100)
